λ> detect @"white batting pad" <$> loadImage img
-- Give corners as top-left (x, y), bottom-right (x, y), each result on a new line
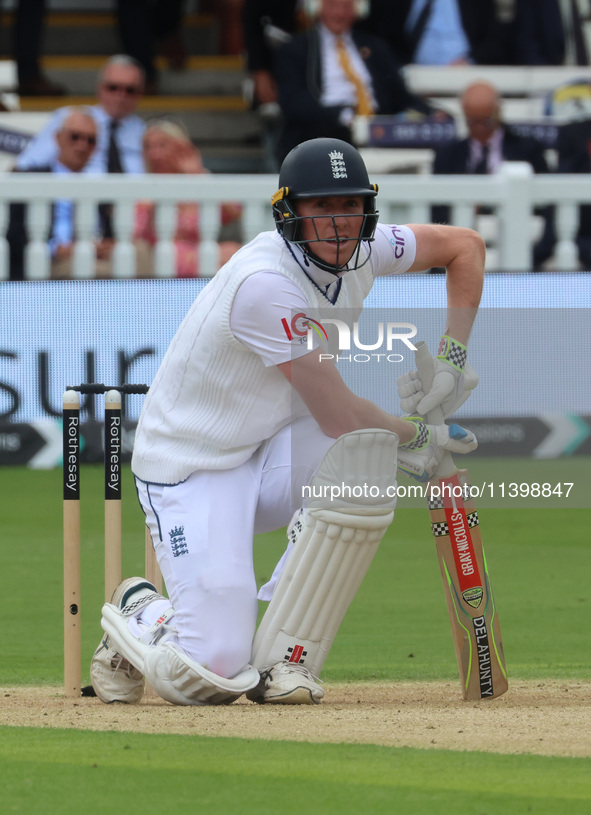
top-left (251, 429), bottom-right (398, 676)
top-left (102, 604), bottom-right (260, 705)
top-left (142, 645), bottom-right (260, 706)
top-left (304, 428), bottom-right (399, 515)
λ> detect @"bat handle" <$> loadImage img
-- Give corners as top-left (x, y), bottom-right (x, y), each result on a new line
top-left (414, 341), bottom-right (444, 425)
top-left (414, 341), bottom-right (455, 476)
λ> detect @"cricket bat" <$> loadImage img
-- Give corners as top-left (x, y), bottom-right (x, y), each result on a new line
top-left (415, 341), bottom-right (508, 700)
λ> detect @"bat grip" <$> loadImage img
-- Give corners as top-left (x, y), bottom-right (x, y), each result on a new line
top-left (414, 341), bottom-right (444, 425)
top-left (414, 341), bottom-right (455, 476)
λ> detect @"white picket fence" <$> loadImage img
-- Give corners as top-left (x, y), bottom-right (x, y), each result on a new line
top-left (0, 163), bottom-right (588, 279)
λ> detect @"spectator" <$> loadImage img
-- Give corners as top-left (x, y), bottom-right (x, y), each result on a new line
top-left (432, 81), bottom-right (555, 269)
top-left (114, 0), bottom-right (188, 92)
top-left (360, 0), bottom-right (510, 66)
top-left (16, 55), bottom-right (146, 175)
top-left (557, 104), bottom-right (591, 268)
top-left (16, 55), bottom-right (146, 240)
top-left (133, 119), bottom-right (242, 278)
top-left (155, 1), bottom-right (188, 71)
top-left (7, 108), bottom-right (118, 280)
top-left (242, 0), bottom-right (301, 108)
top-left (10, 0), bottom-right (65, 97)
top-left (242, 0), bottom-right (303, 170)
top-left (200, 0), bottom-right (245, 55)
top-left (274, 0), bottom-right (445, 162)
top-left (512, 0), bottom-right (566, 65)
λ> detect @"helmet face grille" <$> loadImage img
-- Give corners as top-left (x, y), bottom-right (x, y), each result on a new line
top-left (272, 205), bottom-right (379, 273)
top-left (272, 138), bottom-right (379, 273)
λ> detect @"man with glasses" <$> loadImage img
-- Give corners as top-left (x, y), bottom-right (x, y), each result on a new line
top-left (15, 55), bottom-right (146, 175)
top-left (431, 81), bottom-right (555, 269)
top-left (8, 108), bottom-right (118, 279)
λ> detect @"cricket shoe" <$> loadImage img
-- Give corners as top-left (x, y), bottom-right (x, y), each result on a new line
top-left (90, 635), bottom-right (145, 704)
top-left (253, 661), bottom-right (324, 705)
top-left (90, 577), bottom-right (163, 704)
top-left (113, 576), bottom-right (163, 618)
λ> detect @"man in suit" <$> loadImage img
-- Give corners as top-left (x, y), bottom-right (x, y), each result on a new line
top-left (16, 55), bottom-right (146, 175)
top-left (274, 0), bottom-right (442, 161)
top-left (242, 0), bottom-right (301, 109)
top-left (512, 0), bottom-right (566, 65)
top-left (114, 0), bottom-right (189, 91)
top-left (16, 55), bottom-right (147, 240)
top-left (432, 81), bottom-right (555, 269)
top-left (9, 0), bottom-right (65, 96)
top-left (7, 108), bottom-right (116, 280)
top-left (241, 0), bottom-right (303, 170)
top-left (557, 113), bottom-right (591, 267)
top-left (360, 0), bottom-right (510, 66)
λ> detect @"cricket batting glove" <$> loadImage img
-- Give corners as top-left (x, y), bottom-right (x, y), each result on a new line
top-left (397, 336), bottom-right (478, 419)
top-left (397, 417), bottom-right (478, 482)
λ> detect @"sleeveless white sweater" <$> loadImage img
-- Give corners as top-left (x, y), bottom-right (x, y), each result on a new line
top-left (132, 231), bottom-right (375, 484)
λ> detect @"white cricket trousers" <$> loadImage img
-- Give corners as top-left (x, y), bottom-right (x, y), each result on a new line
top-left (135, 415), bottom-right (334, 680)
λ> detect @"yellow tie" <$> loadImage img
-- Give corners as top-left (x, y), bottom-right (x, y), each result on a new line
top-left (336, 36), bottom-right (374, 116)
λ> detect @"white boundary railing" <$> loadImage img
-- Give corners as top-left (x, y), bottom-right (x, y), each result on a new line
top-left (0, 164), bottom-right (590, 279)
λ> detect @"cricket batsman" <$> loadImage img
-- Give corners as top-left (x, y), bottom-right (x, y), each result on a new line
top-left (90, 137), bottom-right (484, 706)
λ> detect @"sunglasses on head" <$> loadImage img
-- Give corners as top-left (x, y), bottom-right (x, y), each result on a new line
top-left (104, 82), bottom-right (140, 95)
top-left (64, 130), bottom-right (97, 146)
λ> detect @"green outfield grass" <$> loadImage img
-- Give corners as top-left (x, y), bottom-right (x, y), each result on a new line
top-left (2, 727), bottom-right (591, 815)
top-left (2, 460), bottom-right (591, 813)
top-left (3, 461), bottom-right (590, 686)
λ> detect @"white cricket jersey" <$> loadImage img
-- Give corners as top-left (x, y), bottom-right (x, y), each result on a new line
top-left (132, 225), bottom-right (416, 484)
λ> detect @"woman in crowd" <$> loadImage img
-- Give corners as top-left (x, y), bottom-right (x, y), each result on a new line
top-left (135, 118), bottom-right (242, 277)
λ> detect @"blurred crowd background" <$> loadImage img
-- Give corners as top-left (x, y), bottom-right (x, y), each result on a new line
top-left (3, 0), bottom-right (591, 278)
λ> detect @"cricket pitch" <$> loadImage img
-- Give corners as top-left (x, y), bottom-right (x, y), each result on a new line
top-left (2, 680), bottom-right (590, 758)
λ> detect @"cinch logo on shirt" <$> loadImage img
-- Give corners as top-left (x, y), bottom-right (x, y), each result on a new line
top-left (390, 225), bottom-right (406, 258)
top-left (281, 313), bottom-right (329, 342)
